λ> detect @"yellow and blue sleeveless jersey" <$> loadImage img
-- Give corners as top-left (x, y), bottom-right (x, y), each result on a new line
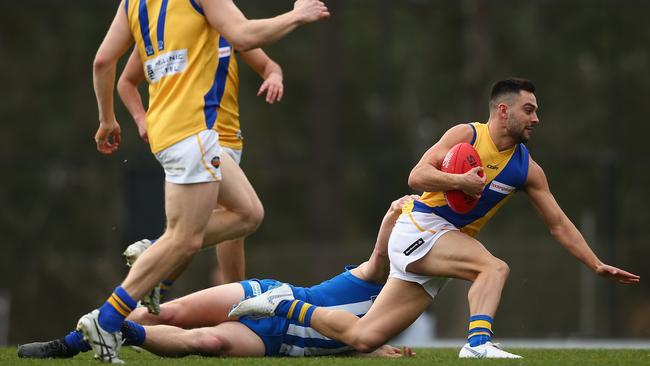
top-left (408, 122), bottom-right (530, 237)
top-left (125, 0), bottom-right (242, 153)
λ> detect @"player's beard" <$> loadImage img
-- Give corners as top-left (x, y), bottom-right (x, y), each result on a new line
top-left (506, 113), bottom-right (529, 143)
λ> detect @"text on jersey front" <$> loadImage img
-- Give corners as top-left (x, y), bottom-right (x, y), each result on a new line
top-left (144, 49), bottom-right (188, 84)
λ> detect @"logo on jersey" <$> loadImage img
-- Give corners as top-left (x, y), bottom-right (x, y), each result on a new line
top-left (210, 156), bottom-right (221, 169)
top-left (486, 164), bottom-right (500, 170)
top-left (250, 281), bottom-right (262, 296)
top-left (218, 46), bottom-right (232, 59)
top-left (488, 180), bottom-right (515, 195)
top-left (403, 238), bottom-right (425, 256)
top-left (144, 49), bottom-right (188, 84)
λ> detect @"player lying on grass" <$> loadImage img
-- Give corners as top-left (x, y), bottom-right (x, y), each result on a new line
top-left (229, 78), bottom-right (641, 359)
top-left (17, 196), bottom-right (417, 359)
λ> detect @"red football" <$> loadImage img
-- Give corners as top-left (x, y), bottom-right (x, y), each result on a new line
top-left (440, 142), bottom-right (483, 214)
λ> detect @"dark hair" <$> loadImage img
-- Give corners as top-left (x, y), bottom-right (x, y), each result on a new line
top-left (490, 78), bottom-right (535, 107)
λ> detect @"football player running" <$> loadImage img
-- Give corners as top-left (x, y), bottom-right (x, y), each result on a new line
top-left (230, 78), bottom-right (640, 359)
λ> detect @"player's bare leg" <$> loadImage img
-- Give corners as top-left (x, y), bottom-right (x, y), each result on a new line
top-left (204, 154), bottom-right (264, 246)
top-left (407, 230), bottom-right (509, 316)
top-left (122, 179), bottom-right (220, 301)
top-left (213, 239), bottom-right (246, 284)
top-left (142, 322), bottom-right (265, 357)
top-left (129, 283), bottom-right (245, 328)
top-left (125, 154), bottom-right (262, 310)
top-left (309, 278), bottom-right (432, 353)
top-left (407, 230), bottom-right (520, 358)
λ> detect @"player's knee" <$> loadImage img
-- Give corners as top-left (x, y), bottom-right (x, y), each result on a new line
top-left (490, 258), bottom-right (510, 279)
top-left (155, 303), bottom-right (185, 326)
top-left (189, 329), bottom-right (230, 356)
top-left (237, 199), bottom-right (265, 234)
top-left (167, 234), bottom-right (204, 258)
top-left (249, 197), bottom-right (264, 228)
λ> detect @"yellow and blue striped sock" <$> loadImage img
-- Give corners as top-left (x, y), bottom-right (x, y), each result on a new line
top-left (275, 300), bottom-right (317, 326)
top-left (468, 314), bottom-right (494, 347)
top-left (160, 280), bottom-right (173, 300)
top-left (98, 286), bottom-right (137, 332)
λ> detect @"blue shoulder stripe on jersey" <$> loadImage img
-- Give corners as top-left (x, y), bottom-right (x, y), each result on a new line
top-left (189, 0), bottom-right (204, 15)
top-left (432, 143), bottom-right (529, 228)
top-left (138, 0), bottom-right (154, 56)
top-left (412, 200), bottom-right (435, 213)
top-left (469, 123), bottom-right (477, 145)
top-left (517, 143), bottom-right (530, 183)
top-left (203, 37), bottom-right (231, 129)
top-left (156, 0), bottom-right (169, 51)
top-left (124, 0), bottom-right (129, 16)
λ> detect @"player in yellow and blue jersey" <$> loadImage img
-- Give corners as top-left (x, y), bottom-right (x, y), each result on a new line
top-left (230, 78), bottom-right (641, 359)
top-left (82, 0), bottom-right (329, 363)
top-left (116, 38), bottom-right (284, 313)
top-left (18, 197), bottom-right (417, 359)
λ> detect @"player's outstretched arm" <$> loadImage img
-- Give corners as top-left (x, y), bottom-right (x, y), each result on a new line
top-left (408, 124), bottom-right (485, 198)
top-left (117, 49), bottom-right (149, 143)
top-left (524, 158), bottom-right (640, 284)
top-left (93, 1), bottom-right (133, 154)
top-left (199, 0), bottom-right (329, 52)
top-left (351, 195), bottom-right (419, 284)
top-left (239, 49), bottom-right (284, 104)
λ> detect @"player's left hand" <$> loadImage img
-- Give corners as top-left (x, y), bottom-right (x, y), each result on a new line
top-left (596, 264), bottom-right (640, 284)
top-left (95, 120), bottom-right (122, 154)
top-left (390, 195), bottom-right (420, 213)
top-left (258, 72), bottom-right (284, 104)
top-left (363, 344), bottom-right (416, 358)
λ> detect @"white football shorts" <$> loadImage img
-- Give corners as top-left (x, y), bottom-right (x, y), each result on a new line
top-left (155, 129), bottom-right (222, 184)
top-left (222, 146), bottom-right (242, 165)
top-left (388, 211), bottom-right (457, 298)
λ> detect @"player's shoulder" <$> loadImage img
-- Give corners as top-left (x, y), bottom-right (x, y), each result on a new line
top-left (439, 123), bottom-right (476, 145)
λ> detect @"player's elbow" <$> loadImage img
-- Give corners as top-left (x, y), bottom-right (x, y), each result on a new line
top-left (229, 37), bottom-right (256, 52)
top-left (116, 77), bottom-right (131, 100)
top-left (93, 53), bottom-right (114, 74)
top-left (408, 170), bottom-right (426, 191)
top-left (223, 29), bottom-right (257, 52)
top-left (351, 337), bottom-right (384, 354)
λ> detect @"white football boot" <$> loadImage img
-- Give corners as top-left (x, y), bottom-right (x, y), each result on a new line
top-left (76, 310), bottom-right (124, 364)
top-left (122, 239), bottom-right (161, 314)
top-left (459, 341), bottom-right (522, 359)
top-left (122, 239), bottom-right (152, 267)
top-left (228, 283), bottom-right (294, 318)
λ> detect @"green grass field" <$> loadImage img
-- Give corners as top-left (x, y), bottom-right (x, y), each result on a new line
top-left (2, 347), bottom-right (649, 366)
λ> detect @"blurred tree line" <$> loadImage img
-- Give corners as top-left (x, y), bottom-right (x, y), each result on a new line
top-left (0, 0), bottom-right (648, 344)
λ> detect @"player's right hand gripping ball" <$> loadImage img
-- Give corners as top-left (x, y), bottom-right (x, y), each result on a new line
top-left (441, 142), bottom-right (483, 214)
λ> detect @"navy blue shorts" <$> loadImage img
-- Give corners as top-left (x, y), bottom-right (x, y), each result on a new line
top-left (238, 279), bottom-right (290, 356)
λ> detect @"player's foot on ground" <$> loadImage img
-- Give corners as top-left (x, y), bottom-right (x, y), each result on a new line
top-left (228, 283), bottom-right (294, 318)
top-left (17, 338), bottom-right (76, 359)
top-left (123, 239), bottom-right (161, 314)
top-left (459, 342), bottom-right (522, 359)
top-left (76, 310), bottom-right (124, 364)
